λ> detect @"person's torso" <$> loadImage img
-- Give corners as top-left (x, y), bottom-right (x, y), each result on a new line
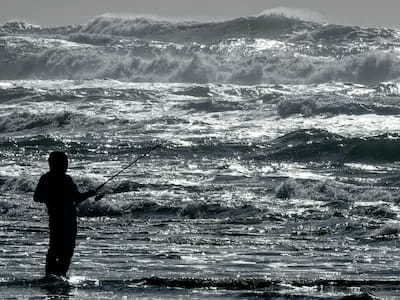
top-left (42, 173), bottom-right (77, 225)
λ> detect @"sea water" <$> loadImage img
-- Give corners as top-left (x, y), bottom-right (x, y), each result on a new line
top-left (1, 11), bottom-right (400, 299)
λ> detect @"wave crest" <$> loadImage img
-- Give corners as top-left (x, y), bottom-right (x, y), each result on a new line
top-left (259, 7), bottom-right (327, 23)
top-left (80, 13), bottom-right (315, 42)
top-left (0, 111), bottom-right (73, 132)
top-left (0, 20), bottom-right (41, 34)
top-left (277, 97), bottom-right (400, 117)
top-left (263, 129), bottom-right (400, 163)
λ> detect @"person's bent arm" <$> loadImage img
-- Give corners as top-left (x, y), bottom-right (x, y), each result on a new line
top-left (68, 176), bottom-right (96, 204)
top-left (76, 190), bottom-right (97, 204)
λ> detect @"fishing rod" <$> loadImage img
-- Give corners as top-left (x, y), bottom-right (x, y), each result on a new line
top-left (95, 143), bottom-right (162, 194)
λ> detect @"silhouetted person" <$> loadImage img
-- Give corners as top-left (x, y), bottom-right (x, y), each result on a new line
top-left (34, 151), bottom-right (96, 278)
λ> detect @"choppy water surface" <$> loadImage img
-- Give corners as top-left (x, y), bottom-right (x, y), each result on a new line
top-left (2, 10), bottom-right (400, 299)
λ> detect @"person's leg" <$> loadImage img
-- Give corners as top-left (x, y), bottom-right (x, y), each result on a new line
top-left (46, 245), bottom-right (66, 276)
top-left (45, 247), bottom-right (58, 276)
top-left (58, 229), bottom-right (76, 277)
top-left (58, 253), bottom-right (73, 277)
top-left (46, 226), bottom-right (64, 277)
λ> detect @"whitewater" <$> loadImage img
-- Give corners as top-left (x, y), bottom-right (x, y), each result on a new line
top-left (2, 11), bottom-right (400, 299)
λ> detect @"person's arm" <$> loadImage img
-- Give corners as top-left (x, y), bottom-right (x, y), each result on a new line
top-left (33, 175), bottom-right (49, 204)
top-left (68, 176), bottom-right (96, 204)
top-left (76, 190), bottom-right (97, 204)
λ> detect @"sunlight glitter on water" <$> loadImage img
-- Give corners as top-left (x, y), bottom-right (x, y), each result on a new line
top-left (2, 17), bottom-right (400, 298)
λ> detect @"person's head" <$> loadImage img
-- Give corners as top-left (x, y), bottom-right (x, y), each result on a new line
top-left (48, 151), bottom-right (68, 174)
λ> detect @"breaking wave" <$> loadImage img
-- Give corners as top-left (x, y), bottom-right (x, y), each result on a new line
top-left (1, 43), bottom-right (398, 84)
top-left (1, 11), bottom-right (400, 85)
top-left (2, 171), bottom-right (399, 222)
top-left (275, 178), bottom-right (400, 213)
top-left (76, 199), bottom-right (264, 218)
top-left (2, 42), bottom-right (399, 84)
top-left (0, 20), bottom-right (41, 34)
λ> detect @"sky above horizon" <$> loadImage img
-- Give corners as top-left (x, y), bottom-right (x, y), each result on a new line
top-left (0, 0), bottom-right (399, 27)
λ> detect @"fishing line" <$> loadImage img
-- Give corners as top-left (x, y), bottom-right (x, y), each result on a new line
top-left (94, 143), bottom-right (162, 200)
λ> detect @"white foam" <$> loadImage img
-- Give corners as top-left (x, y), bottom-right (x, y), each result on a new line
top-left (258, 7), bottom-right (327, 23)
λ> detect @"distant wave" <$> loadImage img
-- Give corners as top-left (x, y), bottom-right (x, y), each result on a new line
top-left (1, 38), bottom-right (400, 84)
top-left (262, 128), bottom-right (400, 163)
top-left (0, 111), bottom-right (131, 134)
top-left (0, 20), bottom-right (41, 34)
top-left (4, 128), bottom-right (400, 164)
top-left (0, 111), bottom-right (74, 132)
top-left (277, 97), bottom-right (400, 117)
top-left (275, 178), bottom-right (398, 217)
top-left (1, 10), bottom-right (400, 85)
top-left (1, 12), bottom-right (397, 44)
top-left (0, 135), bottom-right (69, 151)
top-left (0, 135), bottom-right (94, 161)
top-left (259, 7), bottom-right (327, 23)
top-left (77, 13), bottom-right (397, 45)
top-left (78, 14), bottom-right (316, 42)
top-left (0, 110), bottom-right (201, 139)
top-left (3, 81), bottom-right (400, 119)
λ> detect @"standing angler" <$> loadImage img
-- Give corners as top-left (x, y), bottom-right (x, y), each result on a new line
top-left (34, 151), bottom-right (96, 278)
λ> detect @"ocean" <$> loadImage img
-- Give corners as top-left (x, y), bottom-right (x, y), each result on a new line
top-left (1, 12), bottom-right (400, 299)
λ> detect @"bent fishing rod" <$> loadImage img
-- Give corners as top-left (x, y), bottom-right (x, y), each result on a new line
top-left (95, 143), bottom-right (162, 194)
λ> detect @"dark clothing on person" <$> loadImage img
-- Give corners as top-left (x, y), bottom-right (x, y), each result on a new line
top-left (34, 171), bottom-right (94, 277)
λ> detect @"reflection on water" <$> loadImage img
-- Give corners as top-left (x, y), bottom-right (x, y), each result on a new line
top-left (1, 80), bottom-right (400, 298)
